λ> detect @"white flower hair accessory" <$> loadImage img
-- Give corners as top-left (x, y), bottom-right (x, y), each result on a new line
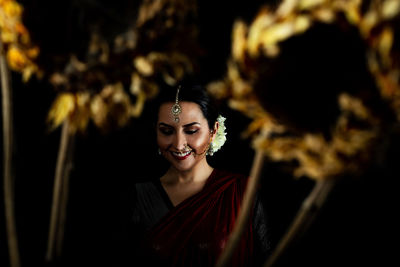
top-left (207, 115), bottom-right (227, 156)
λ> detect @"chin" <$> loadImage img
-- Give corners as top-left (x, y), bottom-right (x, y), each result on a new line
top-left (172, 162), bottom-right (195, 172)
top-left (168, 158), bottom-right (197, 172)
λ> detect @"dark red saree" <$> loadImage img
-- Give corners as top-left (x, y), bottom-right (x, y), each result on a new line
top-left (145, 169), bottom-right (254, 267)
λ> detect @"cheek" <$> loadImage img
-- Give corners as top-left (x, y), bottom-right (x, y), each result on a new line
top-left (157, 134), bottom-right (171, 148)
top-left (187, 133), bottom-right (210, 150)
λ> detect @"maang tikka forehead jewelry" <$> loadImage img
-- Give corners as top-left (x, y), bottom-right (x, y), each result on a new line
top-left (171, 85), bottom-right (182, 122)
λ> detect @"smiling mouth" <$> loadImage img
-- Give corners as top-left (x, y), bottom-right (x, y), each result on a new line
top-left (171, 150), bottom-right (192, 160)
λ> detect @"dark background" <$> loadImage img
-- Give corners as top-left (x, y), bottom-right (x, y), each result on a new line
top-left (1, 0), bottom-right (398, 266)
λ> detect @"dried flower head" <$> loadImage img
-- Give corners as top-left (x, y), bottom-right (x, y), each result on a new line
top-left (47, 0), bottom-right (198, 134)
top-left (208, 0), bottom-right (400, 180)
top-left (0, 0), bottom-right (40, 81)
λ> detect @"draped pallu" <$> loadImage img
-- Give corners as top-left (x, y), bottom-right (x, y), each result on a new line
top-left (146, 169), bottom-right (254, 267)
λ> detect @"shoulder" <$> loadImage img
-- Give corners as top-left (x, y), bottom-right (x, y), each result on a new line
top-left (135, 180), bottom-right (157, 192)
top-left (214, 168), bottom-right (247, 179)
top-left (134, 180), bottom-right (160, 203)
top-left (214, 168), bottom-right (248, 182)
top-left (211, 168), bottom-right (249, 190)
top-left (132, 179), bottom-right (172, 229)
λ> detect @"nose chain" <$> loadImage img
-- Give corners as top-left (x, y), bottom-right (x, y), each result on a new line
top-left (182, 144), bottom-right (191, 151)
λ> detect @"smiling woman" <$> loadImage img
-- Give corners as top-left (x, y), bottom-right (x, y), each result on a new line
top-left (124, 84), bottom-right (270, 267)
top-left (158, 101), bottom-right (214, 168)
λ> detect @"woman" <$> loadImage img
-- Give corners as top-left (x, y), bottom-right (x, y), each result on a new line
top-left (129, 84), bottom-right (269, 267)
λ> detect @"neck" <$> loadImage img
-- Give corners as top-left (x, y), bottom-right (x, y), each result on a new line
top-left (165, 160), bottom-right (213, 185)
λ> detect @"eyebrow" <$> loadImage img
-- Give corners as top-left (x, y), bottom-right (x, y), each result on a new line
top-left (158, 122), bottom-right (200, 128)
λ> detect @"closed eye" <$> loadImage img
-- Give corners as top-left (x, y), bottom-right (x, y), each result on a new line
top-left (159, 128), bottom-right (173, 135)
top-left (185, 129), bottom-right (199, 135)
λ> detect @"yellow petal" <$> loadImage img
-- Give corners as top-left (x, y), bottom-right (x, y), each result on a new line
top-left (74, 111), bottom-right (90, 133)
top-left (3, 1), bottom-right (23, 17)
top-left (277, 0), bottom-right (298, 17)
top-left (72, 92), bottom-right (91, 133)
top-left (77, 92), bottom-right (90, 107)
top-left (247, 10), bottom-right (274, 57)
top-left (130, 91), bottom-right (146, 117)
top-left (207, 81), bottom-right (229, 99)
top-left (299, 0), bottom-right (326, 10)
top-left (22, 65), bottom-right (36, 82)
top-left (143, 80), bottom-right (158, 98)
top-left (112, 91), bottom-right (131, 127)
top-left (70, 55), bottom-right (87, 72)
top-left (338, 93), bottom-right (370, 120)
top-left (47, 93), bottom-right (75, 130)
top-left (360, 11), bottom-right (378, 36)
top-left (227, 61), bottom-right (240, 81)
top-left (90, 95), bottom-right (107, 128)
top-left (343, 4), bottom-right (361, 25)
top-left (162, 68), bottom-right (178, 85)
top-left (382, 0), bottom-right (400, 20)
top-left (130, 73), bottom-right (141, 95)
top-left (293, 15), bottom-right (311, 34)
top-left (312, 8), bottom-right (335, 23)
top-left (232, 20), bottom-right (248, 62)
top-left (2, 29), bottom-right (17, 44)
top-left (26, 46), bottom-right (39, 59)
top-left (50, 73), bottom-right (68, 86)
top-left (260, 22), bottom-right (294, 46)
top-left (15, 22), bottom-right (28, 35)
top-left (112, 83), bottom-right (127, 103)
top-left (232, 79), bottom-right (251, 98)
top-left (263, 44), bottom-right (280, 57)
top-left (6, 46), bottom-right (28, 71)
top-left (0, 0), bottom-right (12, 6)
top-left (378, 27), bottom-right (394, 58)
top-left (134, 56), bottom-right (154, 76)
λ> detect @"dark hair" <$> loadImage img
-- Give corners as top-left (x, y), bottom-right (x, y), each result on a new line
top-left (153, 84), bottom-right (219, 129)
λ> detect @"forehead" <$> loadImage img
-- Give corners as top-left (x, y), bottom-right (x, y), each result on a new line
top-left (158, 101), bottom-right (207, 124)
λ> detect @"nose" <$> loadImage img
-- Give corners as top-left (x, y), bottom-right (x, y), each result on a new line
top-left (173, 131), bottom-right (187, 151)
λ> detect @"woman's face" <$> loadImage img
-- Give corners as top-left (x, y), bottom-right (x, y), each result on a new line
top-left (157, 101), bottom-right (214, 172)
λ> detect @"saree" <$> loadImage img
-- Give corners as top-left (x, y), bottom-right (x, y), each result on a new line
top-left (142, 169), bottom-right (255, 267)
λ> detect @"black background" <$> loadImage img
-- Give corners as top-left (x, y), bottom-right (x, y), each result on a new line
top-left (1, 0), bottom-right (398, 266)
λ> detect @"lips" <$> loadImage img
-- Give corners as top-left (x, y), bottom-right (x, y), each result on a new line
top-left (171, 150), bottom-right (192, 160)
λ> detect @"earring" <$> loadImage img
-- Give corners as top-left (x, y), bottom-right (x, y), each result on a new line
top-left (158, 148), bottom-right (161, 155)
top-left (206, 143), bottom-right (215, 156)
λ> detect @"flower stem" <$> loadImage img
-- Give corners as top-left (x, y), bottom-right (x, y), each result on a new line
top-left (216, 149), bottom-right (265, 267)
top-left (1, 38), bottom-right (21, 267)
top-left (46, 120), bottom-right (74, 262)
top-left (56, 132), bottom-right (75, 257)
top-left (263, 179), bottom-right (337, 267)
